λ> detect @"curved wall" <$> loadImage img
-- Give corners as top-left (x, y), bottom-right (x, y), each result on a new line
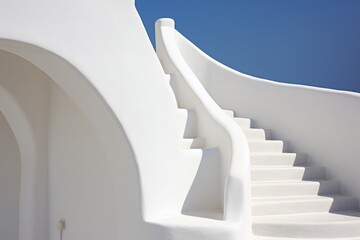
top-left (0, 49), bottom-right (128, 240)
top-left (0, 112), bottom-right (20, 240)
top-left (174, 29), bottom-right (360, 206)
top-left (155, 19), bottom-right (252, 239)
top-left (47, 79), bottom-right (119, 240)
top-left (0, 49), bottom-right (50, 240)
top-left (0, 1), bottom-right (184, 239)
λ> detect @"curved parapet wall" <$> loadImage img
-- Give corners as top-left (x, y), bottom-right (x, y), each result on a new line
top-left (165, 17), bottom-right (360, 208)
top-left (0, 1), bottom-right (183, 240)
top-left (156, 18), bottom-right (252, 239)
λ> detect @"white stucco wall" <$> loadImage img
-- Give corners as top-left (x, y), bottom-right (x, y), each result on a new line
top-left (0, 49), bottom-right (143, 240)
top-left (48, 83), bottom-right (119, 240)
top-left (0, 112), bottom-right (20, 240)
top-left (155, 19), bottom-right (252, 239)
top-left (0, 49), bottom-right (50, 240)
top-left (172, 28), bottom-right (360, 207)
top-left (0, 1), bottom-right (196, 239)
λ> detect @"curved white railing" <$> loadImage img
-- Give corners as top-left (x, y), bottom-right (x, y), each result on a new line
top-left (166, 18), bottom-right (360, 209)
top-left (156, 18), bottom-right (252, 236)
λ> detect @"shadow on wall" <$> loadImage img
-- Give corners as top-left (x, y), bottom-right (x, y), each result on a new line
top-left (182, 147), bottom-right (222, 219)
top-left (0, 46), bottom-right (142, 240)
top-left (0, 112), bottom-right (20, 240)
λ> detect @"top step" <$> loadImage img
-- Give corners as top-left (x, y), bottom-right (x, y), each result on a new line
top-left (223, 109), bottom-right (234, 117)
top-left (234, 117), bottom-right (251, 129)
top-left (253, 211), bottom-right (360, 239)
top-left (223, 109), bottom-right (252, 128)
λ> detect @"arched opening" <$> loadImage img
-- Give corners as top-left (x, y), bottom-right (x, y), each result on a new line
top-left (0, 112), bottom-right (21, 240)
top-left (0, 41), bottom-right (142, 240)
top-left (0, 50), bottom-right (41, 240)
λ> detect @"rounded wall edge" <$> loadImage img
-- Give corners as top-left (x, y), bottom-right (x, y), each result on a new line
top-left (0, 40), bottom-right (144, 240)
top-left (0, 81), bottom-right (39, 240)
top-left (0, 0), bottom-right (184, 233)
top-left (156, 18), bottom-right (252, 239)
top-left (174, 25), bottom-right (360, 210)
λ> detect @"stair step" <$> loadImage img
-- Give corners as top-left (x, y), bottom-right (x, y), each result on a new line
top-left (182, 138), bottom-right (205, 149)
top-left (223, 109), bottom-right (234, 117)
top-left (252, 195), bottom-right (358, 216)
top-left (253, 237), bottom-right (360, 240)
top-left (177, 108), bottom-right (197, 138)
top-left (252, 180), bottom-right (341, 198)
top-left (251, 166), bottom-right (326, 181)
top-left (242, 128), bottom-right (268, 140)
top-left (234, 117), bottom-right (251, 129)
top-left (248, 140), bottom-right (284, 153)
top-left (253, 211), bottom-right (360, 238)
top-left (251, 153), bottom-right (307, 167)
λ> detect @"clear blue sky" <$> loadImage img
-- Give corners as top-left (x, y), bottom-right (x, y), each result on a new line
top-left (136, 0), bottom-right (360, 93)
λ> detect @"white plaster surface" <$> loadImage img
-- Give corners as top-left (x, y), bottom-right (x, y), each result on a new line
top-left (0, 0), bottom-right (358, 239)
top-left (155, 17), bottom-right (360, 240)
top-left (156, 18), bottom-right (252, 240)
top-left (0, 1), bottom-right (184, 239)
top-left (0, 113), bottom-right (20, 240)
top-left (172, 18), bottom-right (360, 205)
top-left (0, 50), bottom-right (50, 240)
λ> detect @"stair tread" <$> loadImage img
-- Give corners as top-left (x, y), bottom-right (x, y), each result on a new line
top-left (253, 194), bottom-right (354, 203)
top-left (179, 109), bottom-right (360, 238)
top-left (234, 117), bottom-right (251, 121)
top-left (253, 237), bottom-right (360, 240)
top-left (223, 109), bottom-right (234, 117)
top-left (251, 152), bottom-right (308, 167)
top-left (252, 166), bottom-right (319, 170)
top-left (253, 211), bottom-right (360, 223)
top-left (233, 117), bottom-right (251, 128)
top-left (252, 179), bottom-right (337, 185)
top-left (248, 140), bottom-right (284, 153)
top-left (248, 140), bottom-right (283, 143)
top-left (253, 211), bottom-right (360, 238)
top-left (242, 128), bottom-right (266, 140)
top-left (251, 152), bottom-right (296, 156)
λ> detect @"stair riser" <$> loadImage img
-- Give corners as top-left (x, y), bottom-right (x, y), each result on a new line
top-left (234, 118), bottom-right (251, 129)
top-left (252, 181), bottom-right (340, 198)
top-left (253, 222), bottom-right (360, 238)
top-left (243, 129), bottom-right (267, 141)
top-left (220, 110), bottom-right (360, 239)
top-left (252, 197), bottom-right (357, 216)
top-left (223, 110), bottom-right (234, 117)
top-left (249, 141), bottom-right (284, 153)
top-left (251, 167), bottom-right (325, 181)
top-left (251, 154), bottom-right (306, 167)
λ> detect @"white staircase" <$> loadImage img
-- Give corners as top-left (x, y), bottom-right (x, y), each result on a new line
top-left (174, 102), bottom-right (360, 239)
top-left (221, 109), bottom-right (360, 239)
top-left (156, 18), bottom-right (360, 240)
